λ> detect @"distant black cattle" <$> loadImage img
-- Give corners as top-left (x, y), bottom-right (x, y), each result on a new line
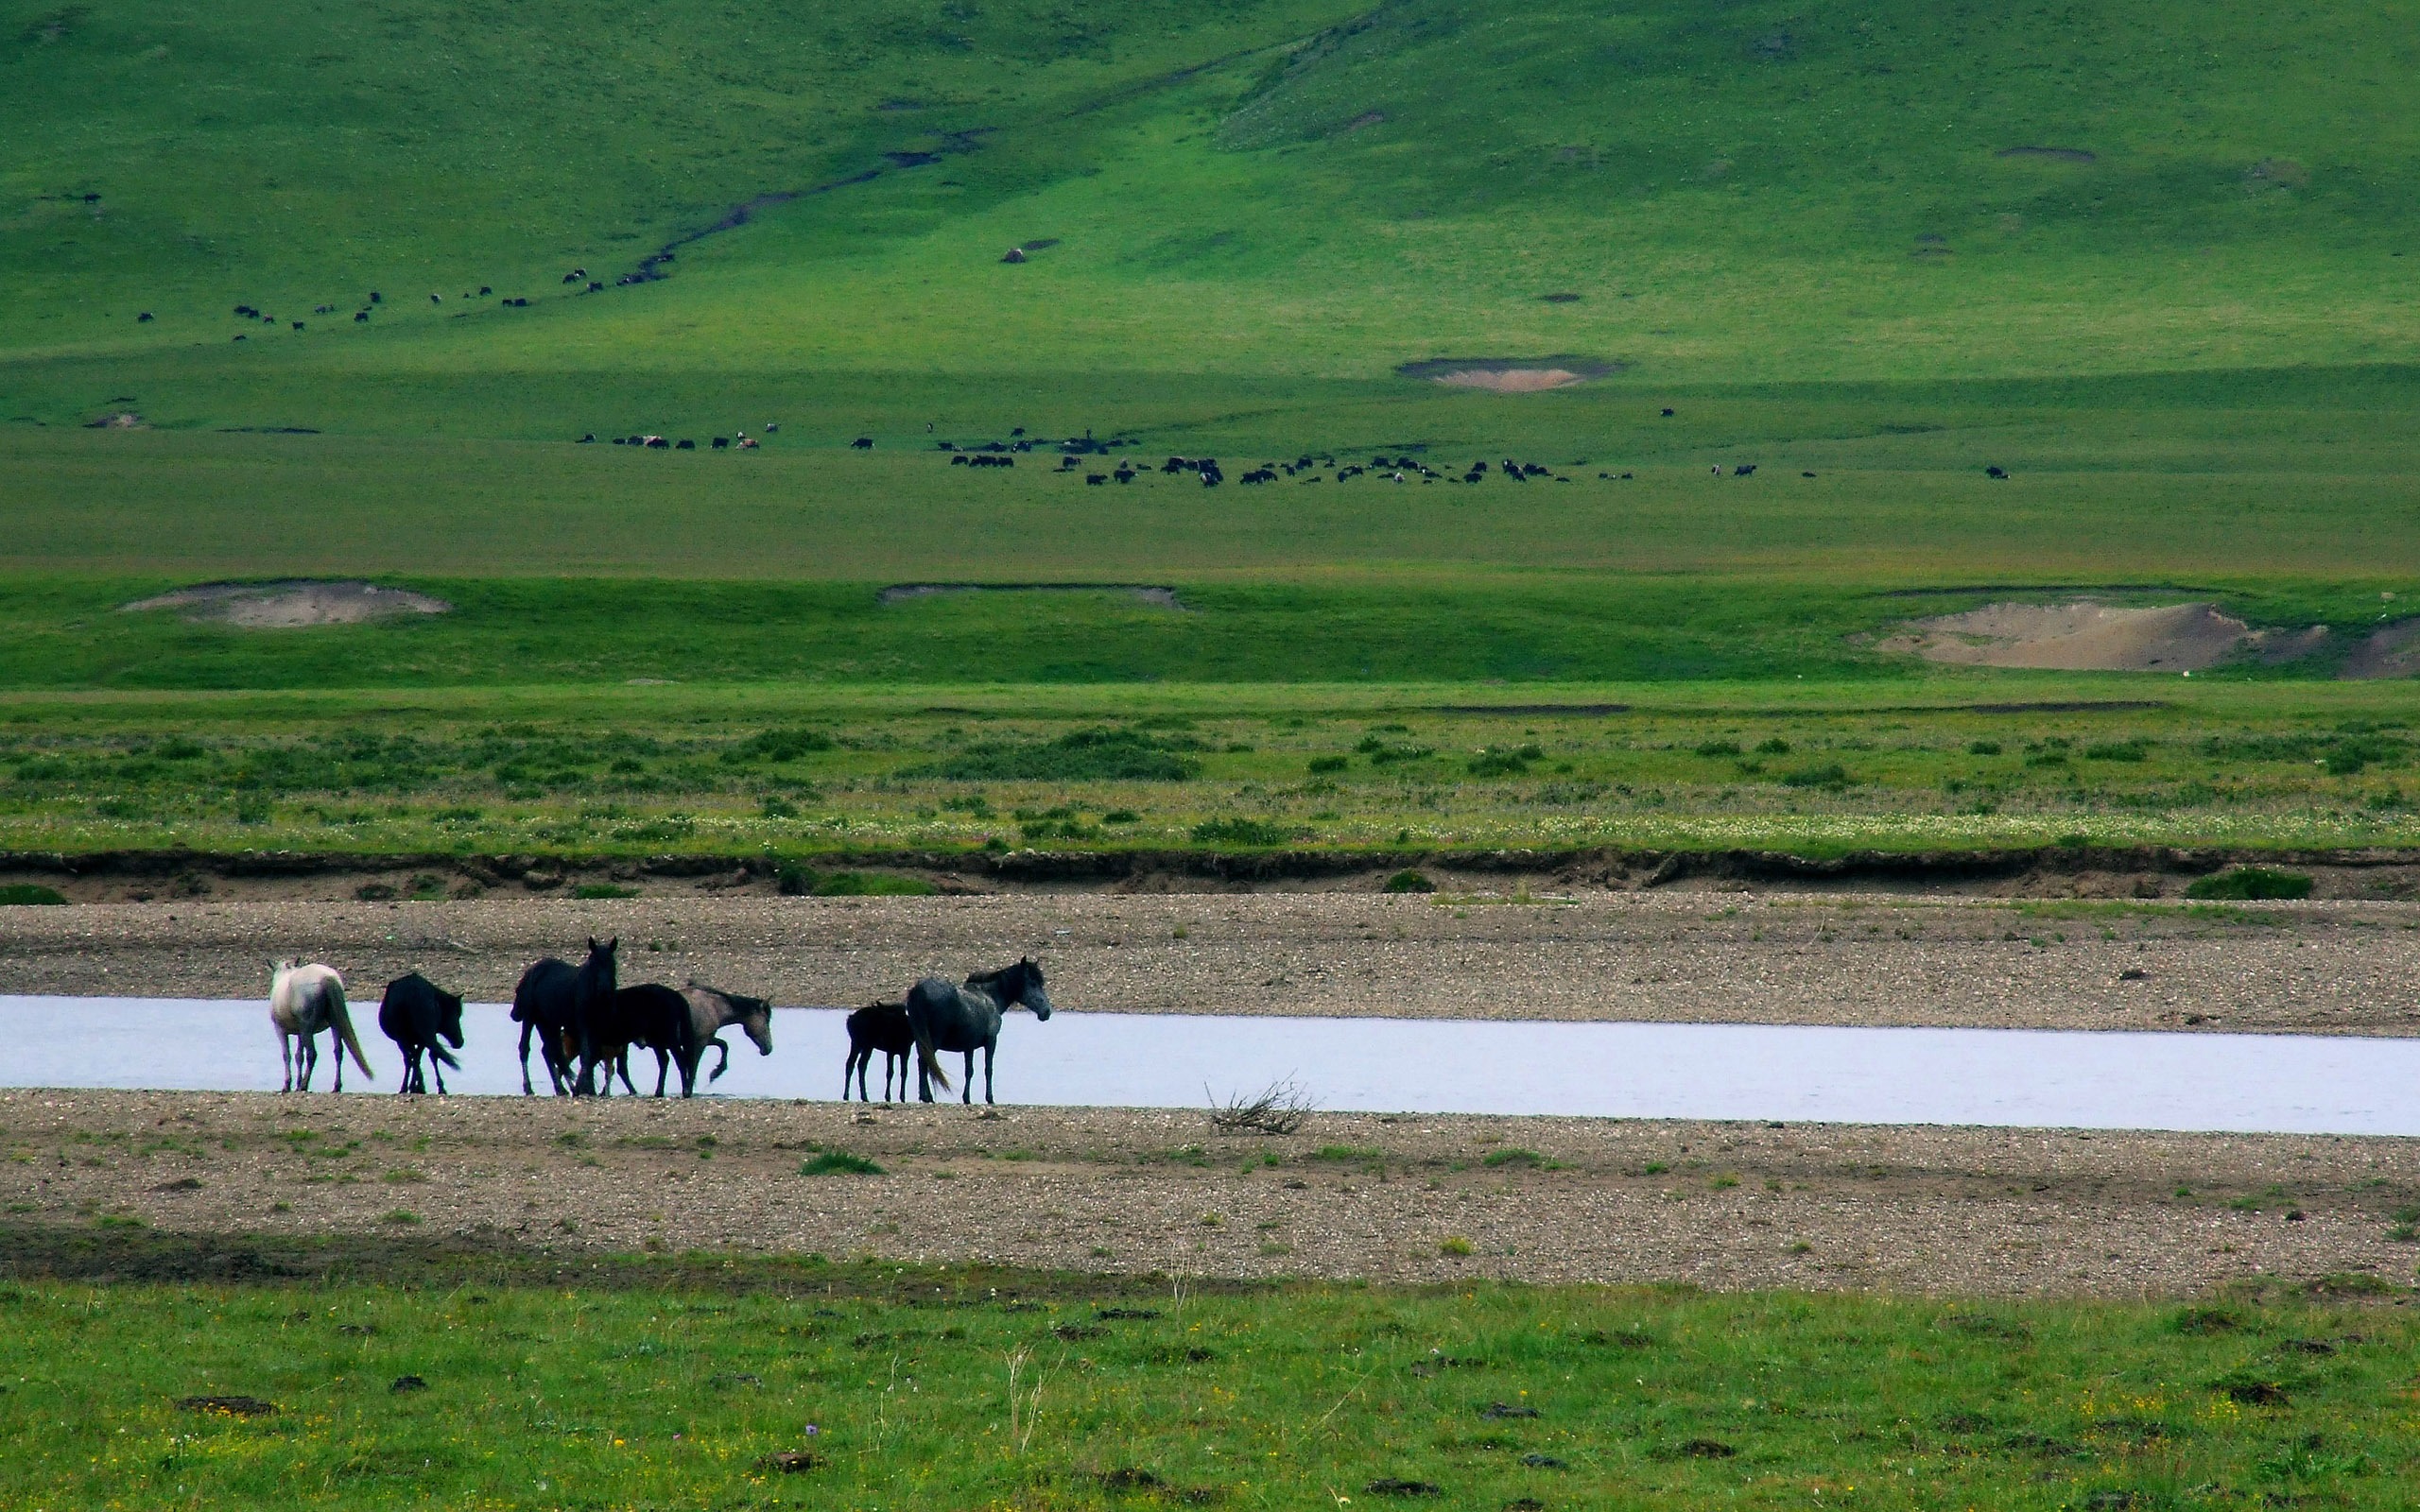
top-left (851, 437), bottom-right (873, 449)
top-left (1660, 407), bottom-right (1675, 417)
top-left (1240, 467), bottom-right (1276, 484)
top-left (136, 312), bottom-right (153, 322)
top-left (291, 321), bottom-right (304, 331)
top-left (712, 437), bottom-right (728, 449)
top-left (314, 304), bottom-right (334, 315)
top-left (1086, 473), bottom-right (1107, 485)
top-left (1985, 465), bottom-right (2008, 479)
top-left (478, 285), bottom-right (493, 296)
top-left (645, 437), bottom-right (670, 450)
top-left (951, 454), bottom-right (968, 465)
top-left (429, 293), bottom-right (441, 303)
top-left (233, 304), bottom-right (255, 318)
top-left (369, 291), bottom-right (382, 303)
top-left (1114, 466), bottom-right (1136, 483)
top-left (354, 311), bottom-right (369, 321)
top-left (1733, 464), bottom-right (1756, 476)
top-left (676, 438), bottom-right (695, 450)
top-left (588, 281), bottom-right (602, 292)
top-left (579, 434), bottom-right (596, 443)
top-left (1010, 426), bottom-right (1026, 437)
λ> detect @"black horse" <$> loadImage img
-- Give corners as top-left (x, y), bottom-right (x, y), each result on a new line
top-left (843, 1000), bottom-right (912, 1102)
top-left (905, 957), bottom-right (1053, 1105)
top-left (378, 971), bottom-right (463, 1094)
top-left (581, 983), bottom-right (701, 1097)
top-left (511, 936), bottom-right (617, 1095)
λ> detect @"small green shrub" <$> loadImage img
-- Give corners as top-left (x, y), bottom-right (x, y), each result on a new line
top-left (1780, 764), bottom-right (1851, 789)
top-left (2084, 740), bottom-right (2149, 762)
top-left (1192, 816), bottom-right (1295, 846)
top-left (1480, 1147), bottom-right (1563, 1170)
top-left (0, 884), bottom-right (67, 906)
top-left (573, 883), bottom-right (640, 900)
top-left (1466, 746), bottom-right (1539, 778)
top-left (1693, 739), bottom-right (1742, 758)
top-left (1966, 740), bottom-right (2002, 756)
top-left (1439, 1236), bottom-right (1475, 1257)
top-left (732, 727), bottom-right (836, 763)
top-left (1754, 737), bottom-right (1792, 755)
top-left (1311, 1145), bottom-right (1381, 1162)
top-left (915, 727), bottom-right (1198, 782)
top-left (800, 1151), bottom-right (885, 1176)
top-left (1307, 755), bottom-right (1350, 773)
top-left (2187, 868), bottom-right (2312, 901)
top-left (1382, 869), bottom-right (1435, 893)
top-left (814, 871), bottom-right (938, 898)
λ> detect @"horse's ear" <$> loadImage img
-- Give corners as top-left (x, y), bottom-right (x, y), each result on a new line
top-left (588, 936), bottom-right (598, 951)
top-left (605, 936), bottom-right (618, 952)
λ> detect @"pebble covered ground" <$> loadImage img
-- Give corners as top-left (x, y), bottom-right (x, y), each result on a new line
top-left (5, 1091), bottom-right (2413, 1297)
top-left (2, 892), bottom-right (2417, 1035)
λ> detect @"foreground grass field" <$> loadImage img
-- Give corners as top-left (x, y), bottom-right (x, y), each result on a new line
top-left (1, 1253), bottom-right (2411, 1510)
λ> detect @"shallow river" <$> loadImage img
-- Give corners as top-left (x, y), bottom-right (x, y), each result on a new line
top-left (2, 996), bottom-right (2413, 1136)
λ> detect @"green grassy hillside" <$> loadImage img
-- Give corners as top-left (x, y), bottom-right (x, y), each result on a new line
top-left (7, 0), bottom-right (2416, 393)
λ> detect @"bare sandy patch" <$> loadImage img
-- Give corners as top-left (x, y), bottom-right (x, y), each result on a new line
top-left (119, 580), bottom-right (452, 627)
top-left (1395, 355), bottom-right (1617, 391)
top-left (1880, 600), bottom-right (2321, 672)
top-left (2340, 618), bottom-right (2420, 679)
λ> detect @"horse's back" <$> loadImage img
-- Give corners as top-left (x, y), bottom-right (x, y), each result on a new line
top-left (513, 957), bottom-right (573, 1021)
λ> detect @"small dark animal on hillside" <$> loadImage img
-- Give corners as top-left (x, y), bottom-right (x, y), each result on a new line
top-left (378, 971), bottom-right (464, 1095)
top-left (1985, 465), bottom-right (2008, 479)
top-left (844, 1000), bottom-right (914, 1101)
top-left (369, 291), bottom-right (382, 302)
top-left (851, 436), bottom-right (874, 449)
top-left (510, 936), bottom-right (616, 1096)
top-left (136, 311), bottom-right (153, 322)
top-left (675, 438), bottom-right (695, 449)
top-left (429, 293), bottom-right (441, 303)
top-left (712, 436), bottom-right (728, 448)
top-left (1733, 463), bottom-right (1756, 476)
top-left (905, 957), bottom-right (1054, 1105)
top-left (354, 311), bottom-right (370, 321)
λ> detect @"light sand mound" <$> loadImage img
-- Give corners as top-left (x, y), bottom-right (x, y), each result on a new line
top-left (1880, 601), bottom-right (2280, 671)
top-left (1395, 355), bottom-right (1618, 391)
top-left (2341, 618), bottom-right (2420, 679)
top-left (120, 580), bottom-right (452, 627)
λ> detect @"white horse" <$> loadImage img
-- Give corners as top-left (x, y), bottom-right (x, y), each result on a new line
top-left (269, 959), bottom-right (372, 1092)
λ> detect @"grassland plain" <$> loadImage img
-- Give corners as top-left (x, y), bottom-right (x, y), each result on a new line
top-left (1, 1247), bottom-right (2415, 1510)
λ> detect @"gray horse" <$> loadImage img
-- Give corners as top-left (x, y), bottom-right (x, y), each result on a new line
top-left (269, 959), bottom-right (372, 1092)
top-left (906, 957), bottom-right (1053, 1105)
top-left (678, 980), bottom-right (776, 1091)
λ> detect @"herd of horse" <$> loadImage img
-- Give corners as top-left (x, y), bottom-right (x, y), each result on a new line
top-left (265, 940), bottom-right (1054, 1104)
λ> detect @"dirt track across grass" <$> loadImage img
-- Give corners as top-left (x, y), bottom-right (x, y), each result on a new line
top-left (6, 1091), bottom-right (2413, 1298)
top-left (3, 892), bottom-right (2418, 1036)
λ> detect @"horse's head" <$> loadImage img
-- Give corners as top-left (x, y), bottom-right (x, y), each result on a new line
top-left (735, 991), bottom-right (775, 1055)
top-left (268, 957), bottom-right (295, 982)
top-left (435, 986), bottom-right (465, 1048)
top-left (1016, 955), bottom-right (1052, 1020)
top-left (578, 936), bottom-right (619, 1000)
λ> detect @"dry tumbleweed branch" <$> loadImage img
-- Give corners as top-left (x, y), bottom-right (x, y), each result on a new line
top-left (1207, 1076), bottom-right (1316, 1136)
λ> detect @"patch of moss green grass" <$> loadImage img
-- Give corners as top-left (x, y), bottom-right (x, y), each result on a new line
top-left (8, 678), bottom-right (2420, 859)
top-left (0, 1255), bottom-right (2412, 1510)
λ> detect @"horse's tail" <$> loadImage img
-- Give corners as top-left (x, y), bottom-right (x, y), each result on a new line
top-left (328, 988), bottom-right (373, 1075)
top-left (708, 1038), bottom-right (732, 1083)
top-left (429, 1042), bottom-right (461, 1070)
top-left (910, 1002), bottom-right (952, 1091)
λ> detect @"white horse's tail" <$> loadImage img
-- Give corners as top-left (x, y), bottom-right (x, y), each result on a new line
top-left (327, 989), bottom-right (373, 1075)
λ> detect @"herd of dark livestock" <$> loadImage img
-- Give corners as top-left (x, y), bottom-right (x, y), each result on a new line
top-left (265, 940), bottom-right (1053, 1106)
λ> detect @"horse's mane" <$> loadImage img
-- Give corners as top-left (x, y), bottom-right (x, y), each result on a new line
top-left (964, 960), bottom-right (1024, 988)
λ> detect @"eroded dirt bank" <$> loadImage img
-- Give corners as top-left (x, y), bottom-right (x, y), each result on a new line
top-left (3, 893), bottom-right (2418, 1035)
top-left (5, 1091), bottom-right (2412, 1298)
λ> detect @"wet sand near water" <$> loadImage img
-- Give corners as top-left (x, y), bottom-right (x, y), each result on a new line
top-left (2, 893), bottom-right (2417, 1036)
top-left (5, 1091), bottom-right (2412, 1297)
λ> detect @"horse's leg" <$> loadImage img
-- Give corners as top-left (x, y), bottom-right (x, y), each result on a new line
top-left (332, 1029), bottom-right (345, 1094)
top-left (984, 1042), bottom-right (995, 1106)
top-left (279, 1032), bottom-right (292, 1094)
top-left (961, 1049), bottom-right (974, 1106)
top-left (399, 1048), bottom-right (414, 1095)
top-left (299, 1033), bottom-right (317, 1092)
top-left (516, 1020), bottom-right (535, 1095)
top-left (431, 1052), bottom-right (448, 1095)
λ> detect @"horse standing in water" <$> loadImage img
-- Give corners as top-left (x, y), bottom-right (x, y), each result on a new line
top-left (269, 960), bottom-right (372, 1092)
top-left (511, 936), bottom-right (617, 1095)
top-left (378, 971), bottom-right (463, 1094)
top-left (842, 1000), bottom-right (912, 1102)
top-left (680, 981), bottom-right (775, 1091)
top-left (580, 983), bottom-right (700, 1096)
top-left (905, 957), bottom-right (1053, 1105)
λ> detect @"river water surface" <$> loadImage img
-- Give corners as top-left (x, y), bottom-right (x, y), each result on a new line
top-left (2, 996), bottom-right (2413, 1135)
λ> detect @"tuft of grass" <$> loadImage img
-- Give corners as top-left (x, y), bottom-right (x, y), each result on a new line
top-left (0, 885), bottom-right (67, 905)
top-left (1479, 1148), bottom-right (1564, 1171)
top-left (2187, 868), bottom-right (2314, 901)
top-left (1381, 869), bottom-right (1436, 894)
top-left (572, 883), bottom-right (640, 900)
top-left (1438, 1236), bottom-right (1475, 1257)
top-left (1191, 816), bottom-right (1296, 847)
top-left (800, 1151), bottom-right (885, 1177)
